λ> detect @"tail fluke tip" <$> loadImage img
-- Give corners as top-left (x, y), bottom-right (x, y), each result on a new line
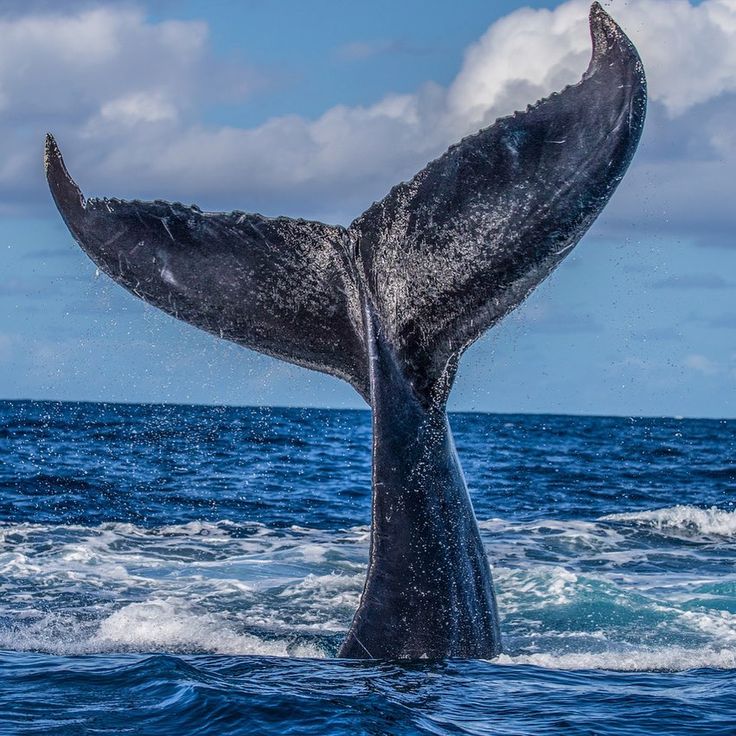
top-left (44, 133), bottom-right (86, 221)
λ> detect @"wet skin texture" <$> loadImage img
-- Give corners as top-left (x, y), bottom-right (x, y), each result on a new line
top-left (46, 3), bottom-right (646, 660)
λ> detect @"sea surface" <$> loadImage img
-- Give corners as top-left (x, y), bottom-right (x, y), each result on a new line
top-left (0, 400), bottom-right (735, 735)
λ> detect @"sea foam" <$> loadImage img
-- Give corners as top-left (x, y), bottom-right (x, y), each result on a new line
top-left (600, 505), bottom-right (736, 537)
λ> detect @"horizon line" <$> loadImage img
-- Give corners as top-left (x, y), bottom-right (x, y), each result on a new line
top-left (0, 396), bottom-right (733, 423)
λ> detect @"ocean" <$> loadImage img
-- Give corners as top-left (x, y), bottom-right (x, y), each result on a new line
top-left (0, 400), bottom-right (734, 734)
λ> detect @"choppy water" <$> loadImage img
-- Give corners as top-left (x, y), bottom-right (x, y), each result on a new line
top-left (1, 400), bottom-right (735, 734)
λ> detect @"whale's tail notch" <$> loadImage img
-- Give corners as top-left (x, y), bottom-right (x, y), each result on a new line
top-left (45, 4), bottom-right (645, 411)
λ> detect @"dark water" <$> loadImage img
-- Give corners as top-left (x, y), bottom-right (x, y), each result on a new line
top-left (1, 400), bottom-right (735, 734)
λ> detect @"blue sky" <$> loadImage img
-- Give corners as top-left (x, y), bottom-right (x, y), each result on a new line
top-left (0, 0), bottom-right (734, 417)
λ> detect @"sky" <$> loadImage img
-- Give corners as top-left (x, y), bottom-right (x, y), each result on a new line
top-left (0, 0), bottom-right (734, 417)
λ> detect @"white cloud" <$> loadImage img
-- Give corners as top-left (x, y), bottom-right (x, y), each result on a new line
top-left (93, 91), bottom-right (179, 129)
top-left (0, 8), bottom-right (210, 117)
top-left (446, 3), bottom-right (591, 127)
top-left (0, 5), bottom-right (259, 212)
top-left (0, 0), bottom-right (734, 232)
top-left (447, 0), bottom-right (736, 119)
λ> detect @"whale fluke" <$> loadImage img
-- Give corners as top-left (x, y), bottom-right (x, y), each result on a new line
top-left (46, 3), bottom-right (646, 659)
top-left (45, 133), bottom-right (370, 401)
top-left (352, 1), bottom-right (646, 403)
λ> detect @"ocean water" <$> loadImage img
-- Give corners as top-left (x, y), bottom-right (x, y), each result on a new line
top-left (0, 400), bottom-right (735, 735)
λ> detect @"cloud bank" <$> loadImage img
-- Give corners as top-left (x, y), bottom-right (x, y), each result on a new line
top-left (0, 0), bottom-right (733, 237)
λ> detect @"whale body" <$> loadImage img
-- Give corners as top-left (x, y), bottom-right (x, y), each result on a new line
top-left (46, 4), bottom-right (646, 659)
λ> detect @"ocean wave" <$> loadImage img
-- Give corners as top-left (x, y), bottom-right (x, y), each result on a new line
top-left (600, 505), bottom-right (736, 537)
top-left (2, 515), bottom-right (735, 669)
top-left (0, 599), bottom-right (326, 658)
top-left (497, 646), bottom-right (736, 672)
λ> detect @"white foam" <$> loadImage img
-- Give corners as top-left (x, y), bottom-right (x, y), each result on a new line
top-left (601, 505), bottom-right (736, 537)
top-left (679, 608), bottom-right (736, 643)
top-left (0, 600), bottom-right (325, 658)
top-left (91, 599), bottom-right (324, 658)
top-left (2, 514), bottom-right (736, 668)
top-left (0, 519), bottom-right (362, 656)
top-left (495, 566), bottom-right (581, 610)
top-left (497, 646), bottom-right (736, 672)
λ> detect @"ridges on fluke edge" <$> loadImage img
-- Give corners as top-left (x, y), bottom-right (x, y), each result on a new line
top-left (45, 3), bottom-right (646, 660)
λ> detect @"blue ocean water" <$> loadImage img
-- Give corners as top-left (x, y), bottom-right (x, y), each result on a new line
top-left (0, 400), bottom-right (735, 735)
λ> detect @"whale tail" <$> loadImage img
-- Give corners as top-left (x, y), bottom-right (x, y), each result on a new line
top-left (46, 4), bottom-right (645, 411)
top-left (47, 4), bottom-right (646, 659)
